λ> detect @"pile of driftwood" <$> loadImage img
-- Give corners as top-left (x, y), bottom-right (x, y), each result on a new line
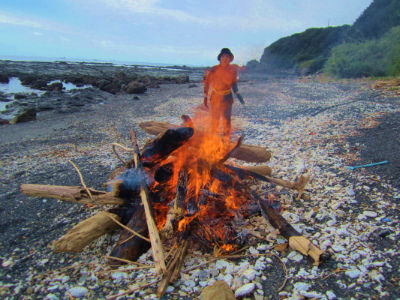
top-left (21, 115), bottom-right (325, 298)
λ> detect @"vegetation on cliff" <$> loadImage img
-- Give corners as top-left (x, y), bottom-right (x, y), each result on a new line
top-left (248, 0), bottom-right (400, 78)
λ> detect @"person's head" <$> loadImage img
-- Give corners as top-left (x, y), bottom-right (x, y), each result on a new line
top-left (218, 48), bottom-right (234, 66)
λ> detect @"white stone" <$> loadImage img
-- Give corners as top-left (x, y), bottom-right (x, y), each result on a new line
top-left (256, 244), bottom-right (270, 251)
top-left (224, 274), bottom-right (233, 286)
top-left (327, 219), bottom-right (337, 226)
top-left (235, 283), bottom-right (255, 298)
top-left (254, 260), bottom-right (266, 271)
top-left (242, 269), bottom-right (256, 281)
top-left (199, 281), bottom-right (208, 288)
top-left (184, 280), bottom-right (196, 288)
top-left (293, 282), bottom-right (310, 292)
top-left (326, 290), bottom-right (337, 300)
top-left (336, 228), bottom-right (349, 236)
top-left (216, 260), bottom-right (230, 269)
top-left (288, 252), bottom-right (303, 262)
top-left (301, 290), bottom-right (325, 298)
top-left (345, 270), bottom-right (362, 279)
top-left (248, 246), bottom-right (259, 255)
top-left (346, 186), bottom-right (355, 196)
top-left (369, 269), bottom-right (385, 283)
top-left (67, 287), bottom-right (88, 298)
top-left (1, 259), bottom-right (13, 268)
top-left (332, 245), bottom-right (346, 252)
top-left (364, 211), bottom-right (378, 217)
top-left (111, 272), bottom-right (127, 283)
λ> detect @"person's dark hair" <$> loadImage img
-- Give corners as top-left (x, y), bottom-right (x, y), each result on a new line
top-left (217, 48), bottom-right (234, 62)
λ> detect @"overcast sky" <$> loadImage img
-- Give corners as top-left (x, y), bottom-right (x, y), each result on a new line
top-left (0, 0), bottom-right (373, 66)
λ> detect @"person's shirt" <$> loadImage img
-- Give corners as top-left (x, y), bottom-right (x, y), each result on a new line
top-left (204, 64), bottom-right (239, 95)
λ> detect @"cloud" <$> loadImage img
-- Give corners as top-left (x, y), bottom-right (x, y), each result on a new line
top-left (0, 10), bottom-right (80, 36)
top-left (60, 36), bottom-right (71, 42)
top-left (0, 11), bottom-right (45, 28)
top-left (33, 31), bottom-right (43, 36)
top-left (71, 0), bottom-right (210, 24)
top-left (91, 38), bottom-right (114, 48)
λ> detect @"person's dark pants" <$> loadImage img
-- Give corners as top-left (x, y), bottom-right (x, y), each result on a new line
top-left (210, 92), bottom-right (233, 137)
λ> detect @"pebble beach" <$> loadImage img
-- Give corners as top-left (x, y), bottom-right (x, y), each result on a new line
top-left (0, 61), bottom-right (399, 299)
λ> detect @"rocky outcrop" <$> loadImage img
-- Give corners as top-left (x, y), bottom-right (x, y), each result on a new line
top-left (125, 81), bottom-right (147, 94)
top-left (0, 118), bottom-right (10, 125)
top-left (47, 82), bottom-right (63, 91)
top-left (176, 75), bottom-right (189, 84)
top-left (10, 108), bottom-right (36, 124)
top-left (0, 74), bottom-right (9, 83)
top-left (101, 83), bottom-right (120, 94)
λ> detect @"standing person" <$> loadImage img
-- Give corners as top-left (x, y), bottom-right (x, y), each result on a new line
top-left (203, 48), bottom-right (245, 138)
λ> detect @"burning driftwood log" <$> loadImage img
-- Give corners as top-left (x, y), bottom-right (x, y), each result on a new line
top-left (20, 114), bottom-right (325, 298)
top-left (138, 120), bottom-right (271, 163)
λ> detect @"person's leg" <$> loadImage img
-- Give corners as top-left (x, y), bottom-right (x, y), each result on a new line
top-left (221, 101), bottom-right (232, 138)
top-left (210, 94), bottom-right (222, 135)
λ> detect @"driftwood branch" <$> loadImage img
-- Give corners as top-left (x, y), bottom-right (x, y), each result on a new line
top-left (254, 193), bottom-right (326, 266)
top-left (130, 129), bottom-right (166, 275)
top-left (52, 211), bottom-right (122, 253)
top-left (20, 184), bottom-right (124, 206)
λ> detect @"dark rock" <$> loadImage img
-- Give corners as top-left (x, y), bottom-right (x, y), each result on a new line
top-left (30, 80), bottom-right (48, 90)
top-left (14, 93), bottom-right (29, 100)
top-left (10, 108), bottom-right (36, 124)
top-left (19, 75), bottom-right (38, 86)
top-left (47, 82), bottom-right (63, 91)
top-left (176, 75), bottom-right (189, 84)
top-left (133, 96), bottom-right (140, 100)
top-left (97, 79), bottom-right (111, 90)
top-left (0, 74), bottom-right (9, 84)
top-left (189, 84), bottom-right (197, 88)
top-left (378, 229), bottom-right (393, 238)
top-left (101, 83), bottom-right (120, 94)
top-left (0, 118), bottom-right (10, 125)
top-left (126, 81), bottom-right (147, 94)
top-left (138, 76), bottom-right (152, 85)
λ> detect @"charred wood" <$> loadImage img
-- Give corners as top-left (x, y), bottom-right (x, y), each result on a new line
top-left (139, 120), bottom-right (271, 163)
top-left (140, 127), bottom-right (194, 166)
top-left (109, 202), bottom-right (151, 265)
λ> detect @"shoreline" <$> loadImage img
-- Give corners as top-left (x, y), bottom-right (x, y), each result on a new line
top-left (0, 62), bottom-right (399, 299)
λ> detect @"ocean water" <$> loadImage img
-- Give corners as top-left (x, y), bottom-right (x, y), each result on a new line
top-left (0, 78), bottom-right (91, 112)
top-left (0, 55), bottom-right (203, 68)
top-left (0, 55), bottom-right (205, 115)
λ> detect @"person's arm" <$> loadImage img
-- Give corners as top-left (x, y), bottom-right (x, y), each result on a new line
top-left (232, 83), bottom-right (245, 105)
top-left (203, 69), bottom-right (211, 108)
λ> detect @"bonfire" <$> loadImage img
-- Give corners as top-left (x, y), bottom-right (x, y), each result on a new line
top-left (20, 110), bottom-right (326, 298)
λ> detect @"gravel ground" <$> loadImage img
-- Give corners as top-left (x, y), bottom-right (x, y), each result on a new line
top-left (0, 75), bottom-right (399, 300)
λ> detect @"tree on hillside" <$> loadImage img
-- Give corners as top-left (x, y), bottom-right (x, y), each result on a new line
top-left (347, 0), bottom-right (400, 40)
